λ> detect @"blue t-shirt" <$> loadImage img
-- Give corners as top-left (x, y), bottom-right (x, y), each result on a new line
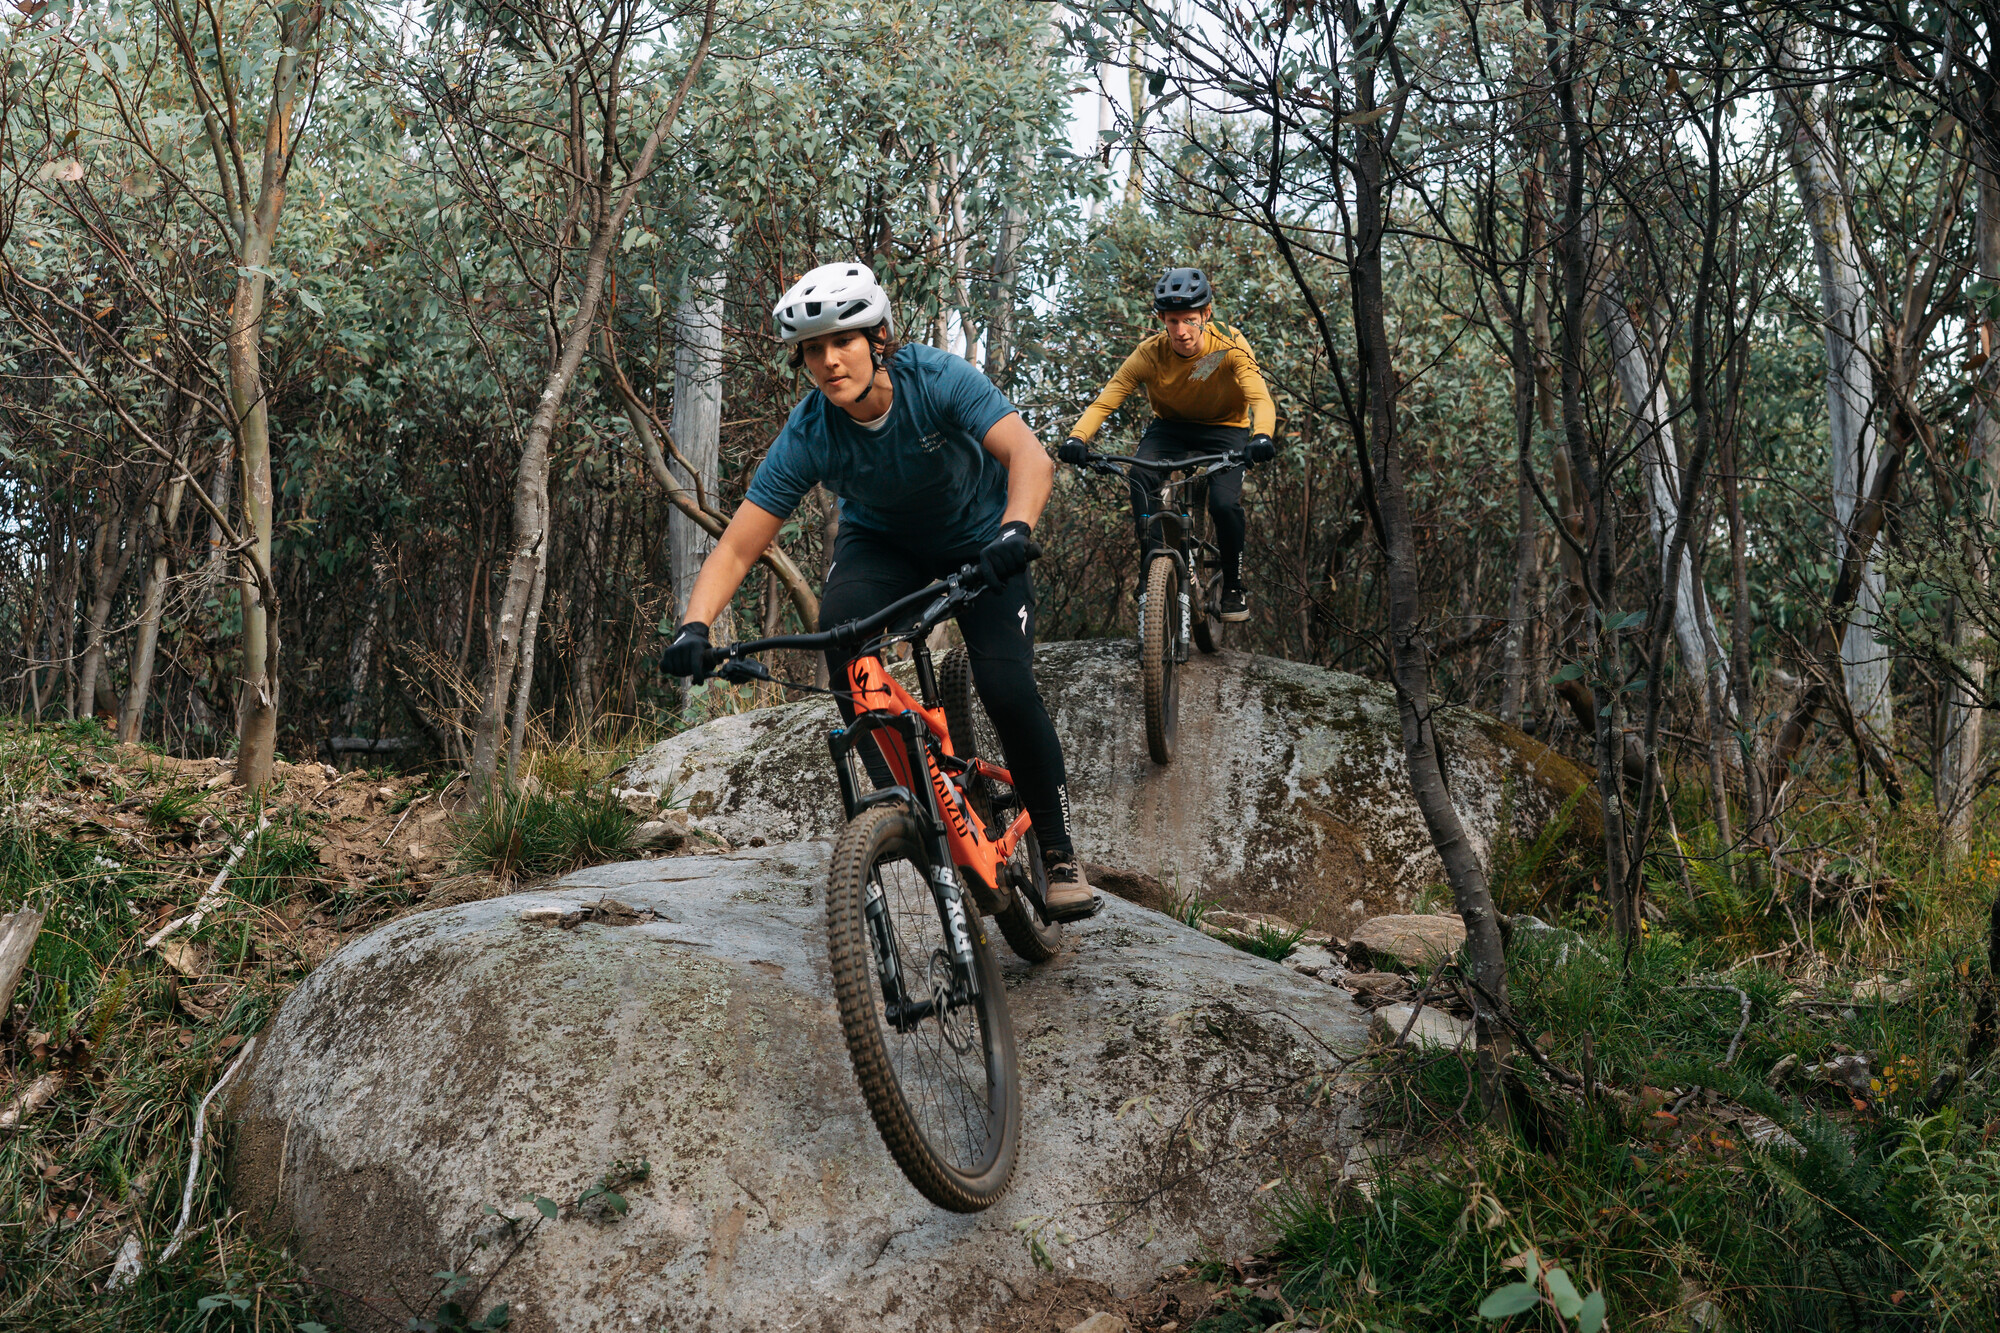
top-left (744, 343), bottom-right (1017, 556)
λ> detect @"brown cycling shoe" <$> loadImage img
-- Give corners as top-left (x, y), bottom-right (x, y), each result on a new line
top-left (1042, 853), bottom-right (1102, 921)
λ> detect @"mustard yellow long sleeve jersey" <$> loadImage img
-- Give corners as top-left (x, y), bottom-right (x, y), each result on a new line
top-left (1069, 321), bottom-right (1277, 440)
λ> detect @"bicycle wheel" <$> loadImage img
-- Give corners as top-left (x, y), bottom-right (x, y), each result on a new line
top-left (939, 648), bottom-right (1062, 963)
top-left (824, 803), bottom-right (1020, 1211)
top-left (1141, 555), bottom-right (1181, 764)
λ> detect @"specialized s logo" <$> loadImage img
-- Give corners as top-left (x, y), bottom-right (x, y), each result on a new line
top-left (1018, 606), bottom-right (1028, 635)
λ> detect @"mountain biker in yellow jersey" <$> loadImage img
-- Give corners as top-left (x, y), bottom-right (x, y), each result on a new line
top-left (1059, 268), bottom-right (1276, 622)
top-left (658, 261), bottom-right (1100, 921)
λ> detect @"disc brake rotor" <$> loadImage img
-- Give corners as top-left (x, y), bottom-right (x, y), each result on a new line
top-left (927, 950), bottom-right (976, 1055)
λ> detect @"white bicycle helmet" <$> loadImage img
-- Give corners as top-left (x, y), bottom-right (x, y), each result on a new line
top-left (772, 261), bottom-right (894, 344)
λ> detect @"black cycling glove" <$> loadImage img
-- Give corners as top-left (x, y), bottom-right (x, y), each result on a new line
top-left (1058, 436), bottom-right (1090, 465)
top-left (659, 622), bottom-right (712, 680)
top-left (978, 521), bottom-right (1041, 589)
top-left (1246, 433), bottom-right (1276, 464)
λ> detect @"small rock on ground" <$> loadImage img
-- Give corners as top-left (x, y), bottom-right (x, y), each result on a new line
top-left (1066, 1314), bottom-right (1129, 1333)
top-left (1347, 914), bottom-right (1465, 970)
top-left (1369, 1003), bottom-right (1471, 1050)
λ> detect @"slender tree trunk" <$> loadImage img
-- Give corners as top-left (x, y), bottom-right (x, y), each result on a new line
top-left (670, 206), bottom-right (728, 626)
top-left (1124, 19), bottom-right (1148, 206)
top-left (1778, 48), bottom-right (1894, 744)
top-left (75, 500), bottom-right (135, 723)
top-left (1547, 0), bottom-right (1630, 936)
top-left (468, 12), bottom-right (715, 788)
top-left (121, 468), bottom-right (187, 744)
top-left (1942, 130), bottom-right (2000, 849)
top-left (986, 185), bottom-right (1024, 381)
top-left (506, 552), bottom-right (547, 782)
top-left (574, 494), bottom-right (602, 736)
top-left (1499, 311), bottom-right (1539, 724)
top-left (1340, 7), bottom-right (1510, 1117)
top-left (1594, 284), bottom-right (1732, 717)
top-left (222, 4), bottom-right (321, 791)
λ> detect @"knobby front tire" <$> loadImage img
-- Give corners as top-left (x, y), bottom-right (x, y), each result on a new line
top-left (1141, 556), bottom-right (1181, 765)
top-left (824, 803), bottom-right (1021, 1212)
top-left (939, 647), bottom-right (1063, 964)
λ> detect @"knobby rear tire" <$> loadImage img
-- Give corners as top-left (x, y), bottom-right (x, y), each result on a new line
top-left (939, 648), bottom-right (1062, 964)
top-left (824, 803), bottom-right (1020, 1212)
top-left (1141, 556), bottom-right (1180, 765)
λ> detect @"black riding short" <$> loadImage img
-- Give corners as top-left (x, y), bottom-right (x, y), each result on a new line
top-left (820, 524), bottom-right (1074, 859)
top-left (1128, 420), bottom-right (1249, 581)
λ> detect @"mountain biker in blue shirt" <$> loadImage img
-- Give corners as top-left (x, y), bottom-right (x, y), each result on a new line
top-left (658, 261), bottom-right (1100, 920)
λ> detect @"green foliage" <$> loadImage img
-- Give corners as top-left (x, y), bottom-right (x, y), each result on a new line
top-left (141, 785), bottom-right (208, 830)
top-left (454, 787), bottom-right (639, 881)
top-left (1165, 881), bottom-right (1219, 930)
top-left (1229, 922), bottom-right (1307, 962)
top-left (231, 816), bottom-right (324, 905)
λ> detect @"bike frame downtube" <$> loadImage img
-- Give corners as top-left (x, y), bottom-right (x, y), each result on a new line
top-left (839, 655), bottom-right (1030, 898)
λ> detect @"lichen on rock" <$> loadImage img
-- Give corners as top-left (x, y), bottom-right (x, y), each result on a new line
top-left (627, 641), bottom-right (1592, 935)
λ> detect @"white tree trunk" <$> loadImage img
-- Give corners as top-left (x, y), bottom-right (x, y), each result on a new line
top-left (1594, 288), bottom-right (1732, 716)
top-left (669, 207), bottom-right (729, 629)
top-left (1942, 130), bottom-right (2000, 845)
top-left (1779, 50), bottom-right (1894, 742)
top-left (986, 191), bottom-right (1024, 380)
top-left (120, 470), bottom-right (187, 744)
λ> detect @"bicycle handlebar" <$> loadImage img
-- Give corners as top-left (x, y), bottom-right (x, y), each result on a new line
top-left (1074, 448), bottom-right (1246, 479)
top-left (699, 560), bottom-right (996, 683)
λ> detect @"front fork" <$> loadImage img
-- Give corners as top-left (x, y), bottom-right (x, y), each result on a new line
top-left (835, 718), bottom-right (982, 1031)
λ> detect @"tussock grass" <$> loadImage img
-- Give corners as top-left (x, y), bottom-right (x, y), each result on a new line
top-left (452, 786), bottom-right (639, 882)
top-left (0, 725), bottom-right (331, 1330)
top-left (1258, 792), bottom-right (2000, 1333)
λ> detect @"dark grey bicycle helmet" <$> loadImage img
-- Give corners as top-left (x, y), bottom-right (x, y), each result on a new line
top-left (1153, 266), bottom-right (1213, 311)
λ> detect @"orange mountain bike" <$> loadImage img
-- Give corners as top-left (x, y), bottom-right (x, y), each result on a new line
top-left (700, 563), bottom-right (1060, 1212)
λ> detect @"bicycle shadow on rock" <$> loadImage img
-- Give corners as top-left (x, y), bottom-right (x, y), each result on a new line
top-left (627, 639), bottom-right (1595, 938)
top-left (229, 842), bottom-right (1370, 1333)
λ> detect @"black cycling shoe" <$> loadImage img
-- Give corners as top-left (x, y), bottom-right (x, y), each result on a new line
top-left (1042, 853), bottom-right (1102, 921)
top-left (1219, 586), bottom-right (1250, 623)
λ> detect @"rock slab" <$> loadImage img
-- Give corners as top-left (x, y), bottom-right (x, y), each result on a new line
top-left (1346, 914), bottom-right (1467, 970)
top-left (628, 640), bottom-right (1591, 935)
top-left (231, 845), bottom-right (1368, 1333)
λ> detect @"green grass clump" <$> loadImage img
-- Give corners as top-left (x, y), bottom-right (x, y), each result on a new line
top-left (140, 784), bottom-right (207, 830)
top-left (1232, 922), bottom-right (1307, 962)
top-left (454, 786), bottom-right (639, 881)
top-left (230, 814), bottom-right (326, 905)
top-left (1264, 909), bottom-right (2000, 1332)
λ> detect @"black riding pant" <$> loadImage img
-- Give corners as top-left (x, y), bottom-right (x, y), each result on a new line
top-left (821, 525), bottom-right (1074, 860)
top-left (1127, 420), bottom-right (1249, 587)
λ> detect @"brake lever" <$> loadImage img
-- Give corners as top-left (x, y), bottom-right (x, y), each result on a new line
top-left (713, 658), bottom-right (772, 685)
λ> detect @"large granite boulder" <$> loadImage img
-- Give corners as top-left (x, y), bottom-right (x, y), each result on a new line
top-left (230, 844), bottom-right (1368, 1333)
top-left (627, 641), bottom-right (1592, 935)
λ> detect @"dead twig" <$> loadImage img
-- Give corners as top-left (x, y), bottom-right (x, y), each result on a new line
top-left (145, 813), bottom-right (269, 950)
top-left (1687, 983), bottom-right (1752, 1066)
top-left (157, 1036), bottom-right (258, 1264)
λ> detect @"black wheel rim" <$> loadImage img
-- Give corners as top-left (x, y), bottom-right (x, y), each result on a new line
top-left (864, 850), bottom-right (1004, 1175)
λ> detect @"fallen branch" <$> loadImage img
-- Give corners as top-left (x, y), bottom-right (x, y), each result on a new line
top-left (144, 813), bottom-right (269, 950)
top-left (0, 1071), bottom-right (65, 1130)
top-left (1687, 983), bottom-right (1752, 1066)
top-left (0, 906), bottom-right (45, 1016)
top-left (157, 1036), bottom-right (258, 1265)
